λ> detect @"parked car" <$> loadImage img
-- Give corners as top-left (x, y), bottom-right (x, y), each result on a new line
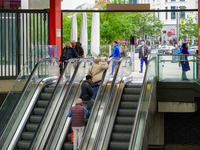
top-left (188, 46), bottom-right (198, 54)
top-left (158, 46), bottom-right (175, 54)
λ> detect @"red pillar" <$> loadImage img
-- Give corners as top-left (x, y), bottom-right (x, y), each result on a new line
top-left (50, 0), bottom-right (61, 59)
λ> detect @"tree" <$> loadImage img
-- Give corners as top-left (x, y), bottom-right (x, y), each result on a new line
top-left (179, 12), bottom-right (198, 45)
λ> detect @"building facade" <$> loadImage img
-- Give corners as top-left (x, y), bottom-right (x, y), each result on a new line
top-left (138, 0), bottom-right (198, 45)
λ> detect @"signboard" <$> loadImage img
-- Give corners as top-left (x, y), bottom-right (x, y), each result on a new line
top-left (56, 29), bottom-right (61, 37)
top-left (167, 31), bottom-right (172, 37)
top-left (171, 28), bottom-right (175, 35)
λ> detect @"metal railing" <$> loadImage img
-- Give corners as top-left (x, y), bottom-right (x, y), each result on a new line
top-left (0, 9), bottom-right (49, 79)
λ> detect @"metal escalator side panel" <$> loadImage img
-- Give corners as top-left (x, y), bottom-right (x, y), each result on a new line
top-left (1, 77), bottom-right (58, 150)
top-left (90, 57), bottom-right (132, 150)
top-left (28, 58), bottom-right (81, 150)
top-left (128, 55), bottom-right (158, 150)
top-left (49, 80), bottom-right (83, 150)
top-left (79, 58), bottom-right (120, 150)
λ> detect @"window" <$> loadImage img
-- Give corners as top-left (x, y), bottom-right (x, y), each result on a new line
top-left (171, 0), bottom-right (176, 1)
top-left (171, 6), bottom-right (176, 19)
top-left (165, 0), bottom-right (167, 2)
top-left (180, 0), bottom-right (185, 1)
top-left (180, 12), bottom-right (185, 18)
top-left (163, 30), bottom-right (166, 34)
top-left (165, 7), bottom-right (168, 20)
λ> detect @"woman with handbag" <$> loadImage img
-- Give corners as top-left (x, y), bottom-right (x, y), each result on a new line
top-left (59, 41), bottom-right (79, 74)
top-left (180, 43), bottom-right (190, 81)
top-left (88, 58), bottom-right (108, 100)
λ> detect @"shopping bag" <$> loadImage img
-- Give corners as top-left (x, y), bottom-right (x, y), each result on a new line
top-left (71, 132), bottom-right (74, 144)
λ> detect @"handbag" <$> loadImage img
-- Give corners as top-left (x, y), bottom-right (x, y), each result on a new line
top-left (71, 132), bottom-right (74, 144)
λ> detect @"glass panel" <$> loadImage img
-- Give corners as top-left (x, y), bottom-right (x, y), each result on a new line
top-left (158, 55), bottom-right (198, 82)
top-left (130, 53), bottom-right (157, 150)
top-left (0, 45), bottom-right (58, 137)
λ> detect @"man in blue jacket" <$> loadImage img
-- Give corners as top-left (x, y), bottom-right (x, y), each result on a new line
top-left (109, 41), bottom-right (121, 74)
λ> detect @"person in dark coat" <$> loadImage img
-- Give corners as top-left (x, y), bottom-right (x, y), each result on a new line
top-left (68, 98), bottom-right (88, 150)
top-left (139, 41), bottom-right (149, 73)
top-left (59, 41), bottom-right (79, 74)
top-left (80, 75), bottom-right (101, 111)
top-left (71, 40), bottom-right (84, 57)
top-left (180, 43), bottom-right (190, 80)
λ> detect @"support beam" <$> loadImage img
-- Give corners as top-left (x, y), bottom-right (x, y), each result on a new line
top-left (49, 0), bottom-right (61, 59)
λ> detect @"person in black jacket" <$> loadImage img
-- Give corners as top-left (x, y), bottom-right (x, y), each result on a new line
top-left (139, 41), bottom-right (149, 73)
top-left (59, 41), bottom-right (79, 74)
top-left (71, 40), bottom-right (84, 57)
top-left (80, 75), bottom-right (101, 112)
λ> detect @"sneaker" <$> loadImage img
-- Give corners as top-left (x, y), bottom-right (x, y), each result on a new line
top-left (139, 71), bottom-right (143, 73)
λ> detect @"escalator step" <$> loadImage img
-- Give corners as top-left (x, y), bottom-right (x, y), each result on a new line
top-left (116, 117), bottom-right (135, 124)
top-left (40, 93), bottom-right (52, 100)
top-left (33, 108), bottom-right (45, 115)
top-left (109, 141), bottom-right (129, 149)
top-left (30, 115), bottom-right (42, 123)
top-left (121, 94), bottom-right (140, 101)
top-left (37, 100), bottom-right (49, 107)
top-left (63, 142), bottom-right (73, 150)
top-left (119, 102), bottom-right (138, 109)
top-left (125, 83), bottom-right (142, 88)
top-left (113, 124), bottom-right (133, 132)
top-left (123, 88), bottom-right (141, 94)
top-left (67, 133), bottom-right (71, 141)
top-left (48, 85), bottom-right (56, 88)
top-left (21, 132), bottom-right (34, 140)
top-left (26, 123), bottom-right (38, 132)
top-left (44, 87), bottom-right (55, 93)
top-left (17, 140), bottom-right (31, 149)
top-left (111, 132), bottom-right (131, 141)
top-left (118, 109), bottom-right (137, 116)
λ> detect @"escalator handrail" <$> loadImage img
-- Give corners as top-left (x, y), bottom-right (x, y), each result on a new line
top-left (28, 58), bottom-right (80, 149)
top-left (79, 57), bottom-right (117, 149)
top-left (92, 56), bottom-right (131, 150)
top-left (0, 57), bottom-right (56, 138)
top-left (128, 52), bottom-right (153, 150)
top-left (29, 57), bottom-right (94, 150)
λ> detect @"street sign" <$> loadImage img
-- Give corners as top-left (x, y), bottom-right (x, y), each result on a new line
top-left (167, 31), bottom-right (172, 37)
top-left (171, 28), bottom-right (175, 34)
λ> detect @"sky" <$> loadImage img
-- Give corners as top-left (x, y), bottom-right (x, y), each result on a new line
top-left (61, 0), bottom-right (95, 10)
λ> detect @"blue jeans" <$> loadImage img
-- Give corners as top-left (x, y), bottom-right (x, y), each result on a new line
top-left (112, 60), bottom-right (118, 74)
top-left (140, 58), bottom-right (148, 72)
top-left (93, 85), bottom-right (99, 100)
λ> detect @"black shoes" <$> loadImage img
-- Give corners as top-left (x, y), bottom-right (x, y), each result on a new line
top-left (139, 71), bottom-right (143, 73)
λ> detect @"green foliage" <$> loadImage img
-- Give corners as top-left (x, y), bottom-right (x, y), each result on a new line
top-left (179, 12), bottom-right (198, 44)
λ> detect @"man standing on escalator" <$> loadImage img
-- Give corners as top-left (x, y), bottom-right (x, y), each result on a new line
top-left (80, 75), bottom-right (101, 112)
top-left (68, 98), bottom-right (88, 150)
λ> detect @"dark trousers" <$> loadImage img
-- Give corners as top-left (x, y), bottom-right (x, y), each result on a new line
top-left (112, 60), bottom-right (118, 74)
top-left (92, 85), bottom-right (99, 100)
top-left (140, 58), bottom-right (148, 72)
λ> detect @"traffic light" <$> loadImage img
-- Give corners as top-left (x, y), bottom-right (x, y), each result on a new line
top-left (130, 36), bottom-right (135, 45)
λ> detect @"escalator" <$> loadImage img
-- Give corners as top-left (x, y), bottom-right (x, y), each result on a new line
top-left (107, 82), bottom-right (142, 150)
top-left (16, 84), bottom-right (56, 149)
top-left (42, 58), bottom-right (123, 150)
top-left (0, 58), bottom-right (59, 150)
top-left (28, 57), bottom-right (95, 150)
top-left (93, 54), bottom-right (157, 150)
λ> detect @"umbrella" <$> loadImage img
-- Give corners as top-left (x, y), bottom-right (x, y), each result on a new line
top-left (91, 12), bottom-right (100, 57)
top-left (70, 14), bottom-right (77, 42)
top-left (80, 13), bottom-right (88, 56)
